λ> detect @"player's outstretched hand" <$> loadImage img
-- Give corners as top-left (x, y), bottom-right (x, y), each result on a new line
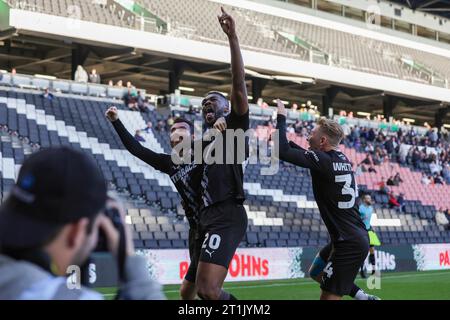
top-left (277, 99), bottom-right (287, 117)
top-left (213, 116), bottom-right (227, 132)
top-left (105, 106), bottom-right (119, 122)
top-left (218, 7), bottom-right (236, 38)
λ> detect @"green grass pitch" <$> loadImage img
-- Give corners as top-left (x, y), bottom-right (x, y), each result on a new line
top-left (97, 270), bottom-right (450, 300)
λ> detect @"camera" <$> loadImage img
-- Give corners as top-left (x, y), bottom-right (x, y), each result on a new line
top-left (81, 192), bottom-right (127, 287)
top-left (94, 196), bottom-right (124, 252)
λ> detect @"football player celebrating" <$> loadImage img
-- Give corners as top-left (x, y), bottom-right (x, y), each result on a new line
top-left (275, 99), bottom-right (378, 300)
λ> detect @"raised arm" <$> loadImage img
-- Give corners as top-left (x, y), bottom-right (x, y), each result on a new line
top-left (105, 106), bottom-right (171, 174)
top-left (218, 7), bottom-right (248, 116)
top-left (275, 100), bottom-right (323, 171)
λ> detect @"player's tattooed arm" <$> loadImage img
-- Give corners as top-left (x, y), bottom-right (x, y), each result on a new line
top-left (218, 7), bottom-right (248, 116)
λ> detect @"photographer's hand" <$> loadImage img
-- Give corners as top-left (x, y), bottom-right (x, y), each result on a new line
top-left (98, 202), bottom-right (134, 257)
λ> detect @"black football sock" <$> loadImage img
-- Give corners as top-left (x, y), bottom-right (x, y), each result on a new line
top-left (349, 284), bottom-right (369, 300)
top-left (369, 253), bottom-right (376, 272)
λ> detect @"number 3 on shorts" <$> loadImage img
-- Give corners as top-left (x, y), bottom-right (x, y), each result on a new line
top-left (202, 233), bottom-right (221, 250)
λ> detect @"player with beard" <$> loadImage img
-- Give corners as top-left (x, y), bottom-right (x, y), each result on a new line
top-left (106, 106), bottom-right (226, 300)
top-left (194, 7), bottom-right (249, 301)
top-left (275, 100), bottom-right (377, 300)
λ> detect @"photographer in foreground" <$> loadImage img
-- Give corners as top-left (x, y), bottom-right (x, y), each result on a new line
top-left (0, 147), bottom-right (165, 300)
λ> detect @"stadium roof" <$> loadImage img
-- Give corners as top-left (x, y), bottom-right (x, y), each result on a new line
top-left (388, 0), bottom-right (450, 18)
top-left (1, 32), bottom-right (446, 125)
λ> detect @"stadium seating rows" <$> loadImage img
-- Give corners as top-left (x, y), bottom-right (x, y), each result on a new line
top-left (7, 0), bottom-right (450, 86)
top-left (7, 0), bottom-right (136, 28)
top-left (0, 87), bottom-right (448, 250)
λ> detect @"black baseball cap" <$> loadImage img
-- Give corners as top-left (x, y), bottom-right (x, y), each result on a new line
top-left (0, 147), bottom-right (107, 248)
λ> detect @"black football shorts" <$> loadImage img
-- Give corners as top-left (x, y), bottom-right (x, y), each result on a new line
top-left (184, 223), bottom-right (204, 283)
top-left (318, 236), bottom-right (369, 296)
top-left (197, 200), bottom-right (248, 269)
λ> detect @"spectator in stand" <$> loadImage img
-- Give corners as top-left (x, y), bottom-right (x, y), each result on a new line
top-left (392, 173), bottom-right (403, 186)
top-left (127, 99), bottom-right (138, 111)
top-left (134, 130), bottom-right (145, 142)
top-left (372, 150), bottom-right (382, 165)
top-left (359, 127), bottom-right (368, 141)
top-left (136, 91), bottom-right (148, 113)
top-left (443, 162), bottom-right (450, 184)
top-left (377, 177), bottom-right (389, 194)
top-left (256, 98), bottom-right (263, 107)
top-left (384, 136), bottom-right (394, 155)
top-left (40, 88), bottom-right (54, 101)
top-left (116, 80), bottom-right (123, 87)
top-left (365, 143), bottom-right (374, 154)
top-left (428, 128), bottom-right (439, 145)
top-left (367, 128), bottom-right (376, 142)
top-left (74, 65), bottom-right (88, 83)
top-left (397, 193), bottom-right (405, 213)
top-left (429, 160), bottom-right (442, 175)
top-left (187, 105), bottom-right (196, 115)
top-left (11, 68), bottom-right (16, 76)
top-left (435, 208), bottom-right (450, 230)
top-left (156, 120), bottom-right (165, 132)
top-left (142, 122), bottom-right (153, 134)
top-left (89, 69), bottom-right (101, 84)
top-left (361, 154), bottom-right (372, 166)
top-left (388, 191), bottom-right (400, 209)
top-left (124, 83), bottom-right (138, 111)
top-left (108, 80), bottom-right (114, 86)
top-left (411, 147), bottom-right (422, 169)
top-left (355, 164), bottom-right (364, 177)
top-left (386, 175), bottom-right (395, 186)
top-left (398, 143), bottom-right (409, 164)
top-left (368, 166), bottom-right (377, 173)
top-left (433, 173), bottom-right (444, 185)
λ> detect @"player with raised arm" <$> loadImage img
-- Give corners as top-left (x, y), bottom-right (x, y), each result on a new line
top-left (105, 106), bottom-right (226, 300)
top-left (275, 99), bottom-right (378, 300)
top-left (194, 7), bottom-right (249, 301)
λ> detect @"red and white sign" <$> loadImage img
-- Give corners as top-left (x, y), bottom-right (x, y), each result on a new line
top-left (137, 247), bottom-right (303, 285)
top-left (413, 243), bottom-right (450, 271)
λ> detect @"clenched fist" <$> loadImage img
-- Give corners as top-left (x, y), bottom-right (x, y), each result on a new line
top-left (105, 106), bottom-right (119, 122)
top-left (277, 99), bottom-right (287, 117)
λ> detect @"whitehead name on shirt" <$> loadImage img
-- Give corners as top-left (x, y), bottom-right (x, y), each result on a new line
top-left (332, 162), bottom-right (353, 172)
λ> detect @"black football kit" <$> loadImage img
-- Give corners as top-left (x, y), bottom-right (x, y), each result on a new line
top-left (277, 114), bottom-right (369, 296)
top-left (112, 119), bottom-right (203, 282)
top-left (198, 109), bottom-right (249, 269)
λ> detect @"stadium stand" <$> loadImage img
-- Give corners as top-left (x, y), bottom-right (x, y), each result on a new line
top-left (0, 78), bottom-right (448, 251)
top-left (6, 0), bottom-right (137, 28)
top-left (7, 0), bottom-right (450, 87)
